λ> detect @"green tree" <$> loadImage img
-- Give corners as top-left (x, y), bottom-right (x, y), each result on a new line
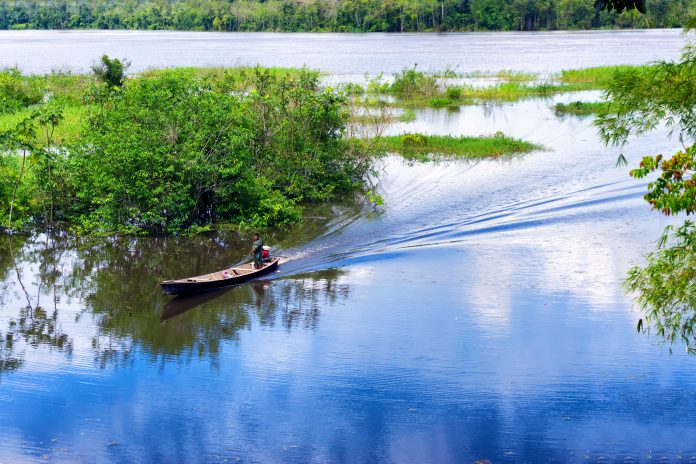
top-left (63, 68), bottom-right (370, 234)
top-left (0, 115), bottom-right (38, 231)
top-left (91, 54), bottom-right (130, 88)
top-left (597, 32), bottom-right (696, 352)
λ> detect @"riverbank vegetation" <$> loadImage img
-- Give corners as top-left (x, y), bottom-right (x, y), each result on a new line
top-left (8, 59), bottom-right (630, 235)
top-left (342, 64), bottom-right (642, 109)
top-left (0, 63), bottom-right (376, 234)
top-left (371, 133), bottom-right (542, 160)
top-left (596, 31), bottom-right (696, 353)
top-left (1, 0), bottom-right (692, 32)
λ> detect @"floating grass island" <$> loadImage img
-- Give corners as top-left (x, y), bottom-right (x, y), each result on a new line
top-left (371, 133), bottom-right (543, 160)
top-left (553, 101), bottom-right (612, 115)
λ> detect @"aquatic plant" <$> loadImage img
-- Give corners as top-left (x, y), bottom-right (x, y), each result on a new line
top-left (557, 65), bottom-right (648, 89)
top-left (428, 97), bottom-right (452, 108)
top-left (0, 69), bottom-right (43, 114)
top-left (372, 132), bottom-right (542, 158)
top-left (554, 101), bottom-right (611, 115)
top-left (390, 66), bottom-right (438, 97)
top-left (444, 86), bottom-right (463, 100)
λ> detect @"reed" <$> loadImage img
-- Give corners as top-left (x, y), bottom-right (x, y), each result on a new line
top-left (371, 133), bottom-right (542, 159)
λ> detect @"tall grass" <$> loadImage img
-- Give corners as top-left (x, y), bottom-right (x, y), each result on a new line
top-left (0, 104), bottom-right (87, 145)
top-left (553, 101), bottom-right (611, 115)
top-left (372, 132), bottom-right (542, 159)
top-left (390, 66), bottom-right (438, 97)
top-left (557, 65), bottom-right (651, 88)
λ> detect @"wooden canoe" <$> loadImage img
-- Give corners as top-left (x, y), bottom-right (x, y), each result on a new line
top-left (160, 258), bottom-right (280, 295)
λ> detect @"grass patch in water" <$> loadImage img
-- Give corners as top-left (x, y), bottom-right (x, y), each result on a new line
top-left (359, 64), bottom-right (660, 109)
top-left (0, 104), bottom-right (87, 145)
top-left (553, 100), bottom-right (612, 115)
top-left (495, 70), bottom-right (538, 82)
top-left (556, 65), bottom-right (651, 89)
top-left (139, 66), bottom-right (310, 81)
top-left (395, 81), bottom-right (567, 108)
top-left (372, 132), bottom-right (542, 159)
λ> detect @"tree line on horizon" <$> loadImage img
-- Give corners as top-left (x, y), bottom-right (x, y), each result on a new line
top-left (0, 0), bottom-right (693, 32)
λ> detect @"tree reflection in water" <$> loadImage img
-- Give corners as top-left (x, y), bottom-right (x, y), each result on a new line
top-left (0, 232), bottom-right (350, 374)
top-left (0, 233), bottom-right (73, 376)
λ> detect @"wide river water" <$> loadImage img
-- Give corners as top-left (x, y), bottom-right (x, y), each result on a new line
top-left (2, 30), bottom-right (696, 463)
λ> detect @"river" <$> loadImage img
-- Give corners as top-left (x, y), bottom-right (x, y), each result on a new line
top-left (1, 30), bottom-right (696, 463)
top-left (0, 29), bottom-right (687, 75)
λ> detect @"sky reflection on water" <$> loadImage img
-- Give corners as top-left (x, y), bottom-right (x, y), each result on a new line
top-left (2, 40), bottom-right (696, 461)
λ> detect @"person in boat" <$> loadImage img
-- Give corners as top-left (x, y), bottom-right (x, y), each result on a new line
top-left (250, 233), bottom-right (264, 269)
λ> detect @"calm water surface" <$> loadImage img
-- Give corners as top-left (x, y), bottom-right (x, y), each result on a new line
top-left (2, 32), bottom-right (696, 463)
top-left (0, 29), bottom-right (687, 74)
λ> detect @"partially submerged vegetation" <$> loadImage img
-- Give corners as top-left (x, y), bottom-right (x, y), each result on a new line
top-left (343, 64), bottom-right (653, 109)
top-left (8, 60), bottom-right (631, 235)
top-left (0, 61), bottom-right (376, 235)
top-left (554, 101), bottom-right (612, 115)
top-left (557, 65), bottom-right (648, 89)
top-left (371, 133), bottom-right (542, 160)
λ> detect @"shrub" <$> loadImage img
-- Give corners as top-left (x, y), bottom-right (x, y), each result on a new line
top-left (401, 133), bottom-right (428, 148)
top-left (444, 86), bottom-right (463, 100)
top-left (390, 65), bottom-right (438, 97)
top-left (64, 67), bottom-right (371, 234)
top-left (0, 69), bottom-right (43, 114)
top-left (91, 55), bottom-right (130, 88)
top-left (428, 97), bottom-right (451, 108)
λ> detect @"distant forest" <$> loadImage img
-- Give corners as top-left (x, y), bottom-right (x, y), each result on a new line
top-left (0, 0), bottom-right (693, 32)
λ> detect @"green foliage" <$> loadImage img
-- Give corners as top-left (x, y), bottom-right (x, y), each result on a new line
top-left (59, 67), bottom-right (369, 234)
top-left (0, 65), bottom-right (373, 235)
top-left (554, 100), bottom-right (611, 115)
top-left (390, 66), bottom-right (438, 97)
top-left (597, 52), bottom-right (696, 146)
top-left (372, 132), bottom-right (542, 159)
top-left (0, 113), bottom-right (41, 231)
top-left (91, 55), bottom-right (129, 88)
top-left (428, 97), bottom-right (453, 108)
top-left (626, 221), bottom-right (696, 354)
top-left (401, 133), bottom-right (428, 148)
top-left (0, 0), bottom-right (682, 32)
top-left (0, 153), bottom-right (31, 230)
top-left (494, 70), bottom-right (537, 82)
top-left (444, 86), bottom-right (463, 100)
top-left (597, 32), bottom-right (696, 351)
top-left (629, 146), bottom-right (696, 215)
top-left (595, 0), bottom-right (646, 13)
top-left (342, 82), bottom-right (364, 95)
top-left (0, 69), bottom-right (43, 114)
top-left (0, 105), bottom-right (85, 146)
top-left (558, 65), bottom-right (648, 89)
top-left (365, 189), bottom-right (384, 209)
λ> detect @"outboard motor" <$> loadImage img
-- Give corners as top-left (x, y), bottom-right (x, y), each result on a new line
top-left (262, 245), bottom-right (271, 261)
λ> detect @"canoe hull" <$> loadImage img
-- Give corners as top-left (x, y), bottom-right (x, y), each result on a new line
top-left (160, 258), bottom-right (279, 295)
